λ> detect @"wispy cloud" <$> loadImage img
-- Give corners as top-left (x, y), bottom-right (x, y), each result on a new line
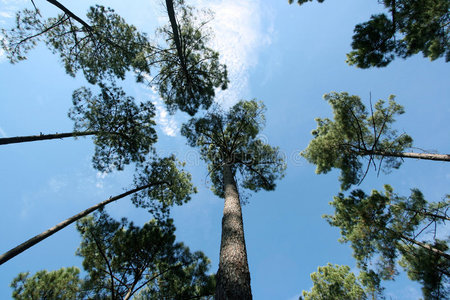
top-left (0, 126), bottom-right (7, 137)
top-left (0, 11), bottom-right (12, 18)
top-left (95, 171), bottom-right (108, 189)
top-left (138, 76), bottom-right (179, 137)
top-left (153, 100), bottom-right (178, 137)
top-left (195, 0), bottom-right (274, 108)
top-left (148, 0), bottom-right (274, 109)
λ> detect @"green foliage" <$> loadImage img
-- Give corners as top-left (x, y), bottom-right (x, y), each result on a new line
top-left (76, 212), bottom-right (214, 299)
top-left (1, 2), bottom-right (228, 116)
top-left (11, 267), bottom-right (83, 299)
top-left (346, 14), bottom-right (398, 68)
top-left (301, 92), bottom-right (412, 190)
top-left (181, 100), bottom-right (286, 198)
top-left (155, 1), bottom-right (228, 116)
top-left (399, 240), bottom-right (450, 300)
top-left (11, 213), bottom-right (215, 299)
top-left (69, 83), bottom-right (157, 172)
top-left (290, 0), bottom-right (450, 67)
top-left (300, 264), bottom-right (370, 300)
top-left (1, 6), bottom-right (150, 84)
top-left (347, 0), bottom-right (450, 68)
top-left (325, 185), bottom-right (449, 297)
top-left (0, 8), bottom-right (42, 63)
top-left (134, 249), bottom-right (215, 300)
top-left (131, 155), bottom-right (197, 217)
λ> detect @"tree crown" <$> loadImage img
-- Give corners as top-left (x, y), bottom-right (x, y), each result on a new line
top-left (301, 92), bottom-right (412, 190)
top-left (181, 100), bottom-right (286, 198)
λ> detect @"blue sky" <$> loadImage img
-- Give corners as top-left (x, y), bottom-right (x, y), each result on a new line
top-left (0, 0), bottom-right (449, 299)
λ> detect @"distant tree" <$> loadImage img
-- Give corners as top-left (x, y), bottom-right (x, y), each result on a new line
top-left (289, 0), bottom-right (449, 68)
top-left (181, 100), bottom-right (286, 299)
top-left (1, 0), bottom-right (228, 115)
top-left (11, 212), bottom-right (215, 299)
top-left (11, 267), bottom-right (84, 300)
top-left (299, 263), bottom-right (383, 300)
top-left (325, 185), bottom-right (449, 298)
top-left (0, 83), bottom-right (157, 172)
top-left (0, 155), bottom-right (195, 265)
top-left (301, 92), bottom-right (449, 190)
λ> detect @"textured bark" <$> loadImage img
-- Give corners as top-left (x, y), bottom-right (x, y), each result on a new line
top-left (0, 182), bottom-right (165, 265)
top-left (215, 164), bottom-right (252, 300)
top-left (0, 131), bottom-right (96, 145)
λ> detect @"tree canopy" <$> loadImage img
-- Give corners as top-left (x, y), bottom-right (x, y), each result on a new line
top-left (300, 263), bottom-right (383, 300)
top-left (11, 212), bottom-right (215, 299)
top-left (1, 0), bottom-right (228, 115)
top-left (302, 92), bottom-right (413, 190)
top-left (325, 185), bottom-right (449, 298)
top-left (289, 0), bottom-right (450, 68)
top-left (302, 92), bottom-right (449, 190)
top-left (182, 100), bottom-right (286, 198)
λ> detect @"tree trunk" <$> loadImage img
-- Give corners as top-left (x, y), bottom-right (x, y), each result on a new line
top-left (215, 164), bottom-right (252, 300)
top-left (363, 150), bottom-right (450, 162)
top-left (0, 131), bottom-right (96, 145)
top-left (400, 234), bottom-right (450, 260)
top-left (0, 182), bottom-right (164, 265)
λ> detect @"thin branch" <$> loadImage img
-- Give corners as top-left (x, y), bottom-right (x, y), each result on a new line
top-left (91, 235), bottom-right (116, 298)
top-left (236, 159), bottom-right (272, 188)
top-left (46, 0), bottom-right (92, 32)
top-left (12, 14), bottom-right (69, 53)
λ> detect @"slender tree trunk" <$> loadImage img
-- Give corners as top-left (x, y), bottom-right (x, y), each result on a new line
top-left (215, 164), bottom-right (252, 300)
top-left (360, 150), bottom-right (450, 162)
top-left (0, 131), bottom-right (96, 145)
top-left (0, 182), bottom-right (165, 265)
top-left (400, 234), bottom-right (450, 260)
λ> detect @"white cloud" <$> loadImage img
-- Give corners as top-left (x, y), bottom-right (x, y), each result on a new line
top-left (149, 0), bottom-right (274, 109)
top-left (0, 126), bottom-right (7, 137)
top-left (95, 171), bottom-right (109, 189)
top-left (153, 100), bottom-right (178, 137)
top-left (139, 74), bottom-right (179, 137)
top-left (0, 11), bottom-right (12, 18)
top-left (195, 0), bottom-right (274, 108)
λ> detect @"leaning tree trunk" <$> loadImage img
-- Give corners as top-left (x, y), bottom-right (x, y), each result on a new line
top-left (0, 131), bottom-right (96, 145)
top-left (0, 182), bottom-right (165, 265)
top-left (215, 164), bottom-right (252, 300)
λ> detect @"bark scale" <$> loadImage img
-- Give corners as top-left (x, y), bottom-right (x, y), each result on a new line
top-left (215, 164), bottom-right (252, 300)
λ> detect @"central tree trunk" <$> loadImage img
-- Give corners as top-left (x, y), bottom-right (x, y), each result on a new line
top-left (215, 164), bottom-right (252, 300)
